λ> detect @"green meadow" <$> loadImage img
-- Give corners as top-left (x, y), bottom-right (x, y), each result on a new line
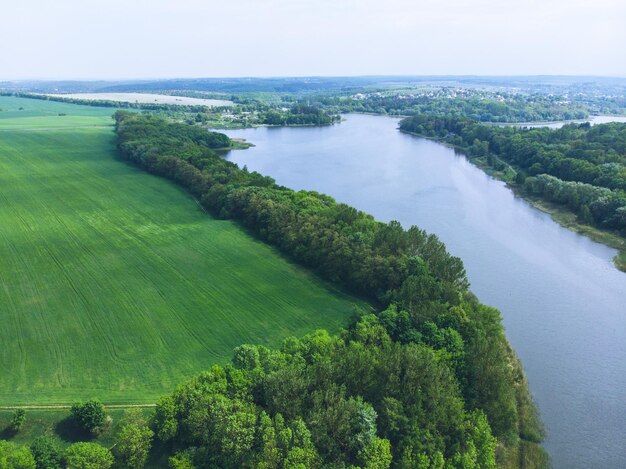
top-left (0, 97), bottom-right (366, 405)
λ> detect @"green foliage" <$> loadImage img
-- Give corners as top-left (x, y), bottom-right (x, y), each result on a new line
top-left (261, 104), bottom-right (339, 126)
top-left (70, 400), bottom-right (106, 435)
top-left (360, 438), bottom-right (393, 468)
top-left (168, 450), bottom-right (197, 469)
top-left (63, 442), bottom-right (114, 469)
top-left (317, 89), bottom-right (593, 123)
top-left (29, 437), bottom-right (62, 469)
top-left (10, 410), bottom-right (26, 431)
top-left (149, 321), bottom-right (507, 467)
top-left (153, 396), bottom-right (178, 442)
top-left (0, 441), bottom-right (36, 469)
top-left (113, 422), bottom-right (154, 468)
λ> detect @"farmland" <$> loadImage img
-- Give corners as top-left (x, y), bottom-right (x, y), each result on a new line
top-left (45, 92), bottom-right (233, 107)
top-left (0, 97), bottom-right (366, 405)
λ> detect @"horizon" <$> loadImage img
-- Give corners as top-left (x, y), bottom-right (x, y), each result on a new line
top-left (3, 0), bottom-right (625, 80)
top-left (3, 73), bottom-right (626, 83)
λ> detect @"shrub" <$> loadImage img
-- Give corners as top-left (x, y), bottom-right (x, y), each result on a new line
top-left (10, 409), bottom-right (26, 431)
top-left (30, 437), bottom-right (62, 469)
top-left (64, 442), bottom-right (113, 469)
top-left (70, 399), bottom-right (107, 435)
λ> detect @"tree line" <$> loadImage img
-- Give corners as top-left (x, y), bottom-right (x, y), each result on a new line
top-left (261, 104), bottom-right (340, 126)
top-left (400, 115), bottom-right (626, 234)
top-left (106, 112), bottom-right (546, 467)
top-left (314, 92), bottom-right (591, 123)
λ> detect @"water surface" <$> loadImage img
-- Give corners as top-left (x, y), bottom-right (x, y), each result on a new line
top-left (225, 114), bottom-right (626, 469)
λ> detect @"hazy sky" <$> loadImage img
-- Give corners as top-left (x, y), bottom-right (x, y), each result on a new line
top-left (2, 0), bottom-right (625, 80)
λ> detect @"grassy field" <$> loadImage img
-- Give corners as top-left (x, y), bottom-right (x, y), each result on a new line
top-left (0, 96), bottom-right (115, 129)
top-left (0, 97), bottom-right (367, 405)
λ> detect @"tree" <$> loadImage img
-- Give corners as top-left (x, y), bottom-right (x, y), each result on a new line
top-left (10, 409), bottom-right (26, 431)
top-left (30, 437), bottom-right (62, 469)
top-left (168, 450), bottom-right (197, 469)
top-left (360, 438), bottom-right (392, 469)
top-left (63, 442), bottom-right (114, 469)
top-left (114, 422), bottom-right (154, 469)
top-left (0, 441), bottom-right (36, 469)
top-left (70, 399), bottom-right (107, 435)
top-left (466, 411), bottom-right (497, 469)
top-left (153, 395), bottom-right (178, 442)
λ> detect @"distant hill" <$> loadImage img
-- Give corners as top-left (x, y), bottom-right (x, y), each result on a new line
top-left (2, 75), bottom-right (625, 95)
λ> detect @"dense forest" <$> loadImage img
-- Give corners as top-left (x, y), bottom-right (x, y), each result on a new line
top-left (102, 112), bottom-right (545, 468)
top-left (399, 115), bottom-right (626, 235)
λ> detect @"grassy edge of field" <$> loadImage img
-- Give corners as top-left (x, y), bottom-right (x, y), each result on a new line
top-left (400, 128), bottom-right (626, 273)
top-left (0, 407), bottom-right (152, 447)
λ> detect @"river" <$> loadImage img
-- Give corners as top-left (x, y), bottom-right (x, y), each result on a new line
top-left (224, 114), bottom-right (626, 469)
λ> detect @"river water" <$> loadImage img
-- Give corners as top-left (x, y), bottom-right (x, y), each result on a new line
top-left (224, 114), bottom-right (626, 469)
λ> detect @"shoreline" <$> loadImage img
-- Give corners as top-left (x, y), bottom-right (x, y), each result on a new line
top-left (399, 129), bottom-right (626, 273)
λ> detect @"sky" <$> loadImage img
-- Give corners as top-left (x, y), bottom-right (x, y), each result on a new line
top-left (1, 0), bottom-right (625, 80)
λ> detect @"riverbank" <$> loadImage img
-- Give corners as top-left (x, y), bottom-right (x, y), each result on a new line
top-left (226, 137), bottom-right (254, 149)
top-left (519, 194), bottom-right (626, 272)
top-left (399, 129), bottom-right (626, 273)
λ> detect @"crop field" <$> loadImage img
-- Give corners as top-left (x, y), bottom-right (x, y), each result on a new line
top-left (0, 96), bottom-right (115, 130)
top-left (0, 97), bottom-right (365, 405)
top-left (46, 92), bottom-right (234, 107)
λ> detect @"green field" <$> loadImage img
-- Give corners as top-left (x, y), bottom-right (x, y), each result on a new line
top-left (0, 96), bottom-right (115, 130)
top-left (0, 97), bottom-right (366, 405)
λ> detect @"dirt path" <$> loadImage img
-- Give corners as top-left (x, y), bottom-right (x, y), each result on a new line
top-left (0, 404), bottom-right (156, 410)
top-left (0, 125), bottom-right (112, 132)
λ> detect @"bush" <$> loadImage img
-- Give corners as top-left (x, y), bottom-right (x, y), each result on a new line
top-left (10, 409), bottom-right (26, 431)
top-left (70, 399), bottom-right (107, 435)
top-left (30, 437), bottom-right (62, 469)
top-left (64, 442), bottom-right (113, 469)
top-left (113, 422), bottom-right (154, 468)
top-left (0, 441), bottom-right (36, 469)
